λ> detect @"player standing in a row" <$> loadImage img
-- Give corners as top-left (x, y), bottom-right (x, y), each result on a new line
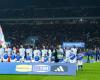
top-left (57, 45), bottom-right (64, 62)
top-left (69, 46), bottom-right (78, 63)
top-left (19, 45), bottom-right (25, 61)
top-left (77, 50), bottom-right (84, 70)
top-left (64, 47), bottom-right (71, 62)
top-left (41, 46), bottom-right (48, 62)
top-left (33, 47), bottom-right (41, 62)
top-left (26, 46), bottom-right (33, 59)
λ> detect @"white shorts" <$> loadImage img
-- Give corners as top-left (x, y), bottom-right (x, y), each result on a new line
top-left (16, 61), bottom-right (20, 62)
top-left (10, 60), bottom-right (15, 62)
top-left (77, 60), bottom-right (83, 65)
top-left (69, 58), bottom-right (76, 63)
top-left (64, 57), bottom-right (70, 62)
top-left (24, 60), bottom-right (31, 63)
top-left (3, 59), bottom-right (8, 62)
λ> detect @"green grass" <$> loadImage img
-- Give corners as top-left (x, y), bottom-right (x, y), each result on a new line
top-left (0, 62), bottom-right (100, 80)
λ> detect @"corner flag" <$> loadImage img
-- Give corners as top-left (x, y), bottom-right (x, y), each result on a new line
top-left (0, 25), bottom-right (6, 47)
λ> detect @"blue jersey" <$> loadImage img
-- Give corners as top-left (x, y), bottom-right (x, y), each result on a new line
top-left (34, 56), bottom-right (40, 61)
top-left (10, 54), bottom-right (15, 60)
top-left (16, 55), bottom-right (21, 61)
top-left (4, 54), bottom-right (8, 59)
top-left (44, 56), bottom-right (48, 62)
top-left (77, 53), bottom-right (83, 60)
top-left (26, 55), bottom-right (31, 60)
top-left (69, 53), bottom-right (76, 60)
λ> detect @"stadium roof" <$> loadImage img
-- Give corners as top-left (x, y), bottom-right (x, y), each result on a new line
top-left (0, 0), bottom-right (99, 9)
top-left (0, 0), bottom-right (99, 19)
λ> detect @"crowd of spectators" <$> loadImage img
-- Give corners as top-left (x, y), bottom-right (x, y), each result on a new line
top-left (2, 22), bottom-right (100, 48)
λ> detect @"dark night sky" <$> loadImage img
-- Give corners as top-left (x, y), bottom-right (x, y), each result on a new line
top-left (0, 0), bottom-right (100, 9)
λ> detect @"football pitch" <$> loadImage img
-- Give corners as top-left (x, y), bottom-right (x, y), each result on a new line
top-left (0, 62), bottom-right (100, 80)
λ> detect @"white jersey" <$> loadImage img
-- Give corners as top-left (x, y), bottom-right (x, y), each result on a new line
top-left (19, 48), bottom-right (25, 56)
top-left (41, 49), bottom-right (48, 57)
top-left (33, 49), bottom-right (41, 57)
top-left (5, 48), bottom-right (12, 55)
top-left (58, 48), bottom-right (64, 53)
top-left (57, 48), bottom-right (64, 59)
top-left (71, 48), bottom-right (77, 55)
top-left (48, 49), bottom-right (52, 57)
top-left (69, 48), bottom-right (77, 63)
top-left (12, 49), bottom-right (16, 54)
top-left (65, 49), bottom-right (71, 58)
top-left (26, 48), bottom-right (33, 57)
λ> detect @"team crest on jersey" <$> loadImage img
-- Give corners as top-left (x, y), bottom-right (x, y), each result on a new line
top-left (70, 53), bottom-right (76, 60)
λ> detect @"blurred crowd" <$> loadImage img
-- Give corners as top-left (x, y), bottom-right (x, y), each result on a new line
top-left (3, 23), bottom-right (100, 48)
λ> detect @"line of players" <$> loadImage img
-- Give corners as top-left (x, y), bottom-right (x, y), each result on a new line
top-left (0, 45), bottom-right (83, 64)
